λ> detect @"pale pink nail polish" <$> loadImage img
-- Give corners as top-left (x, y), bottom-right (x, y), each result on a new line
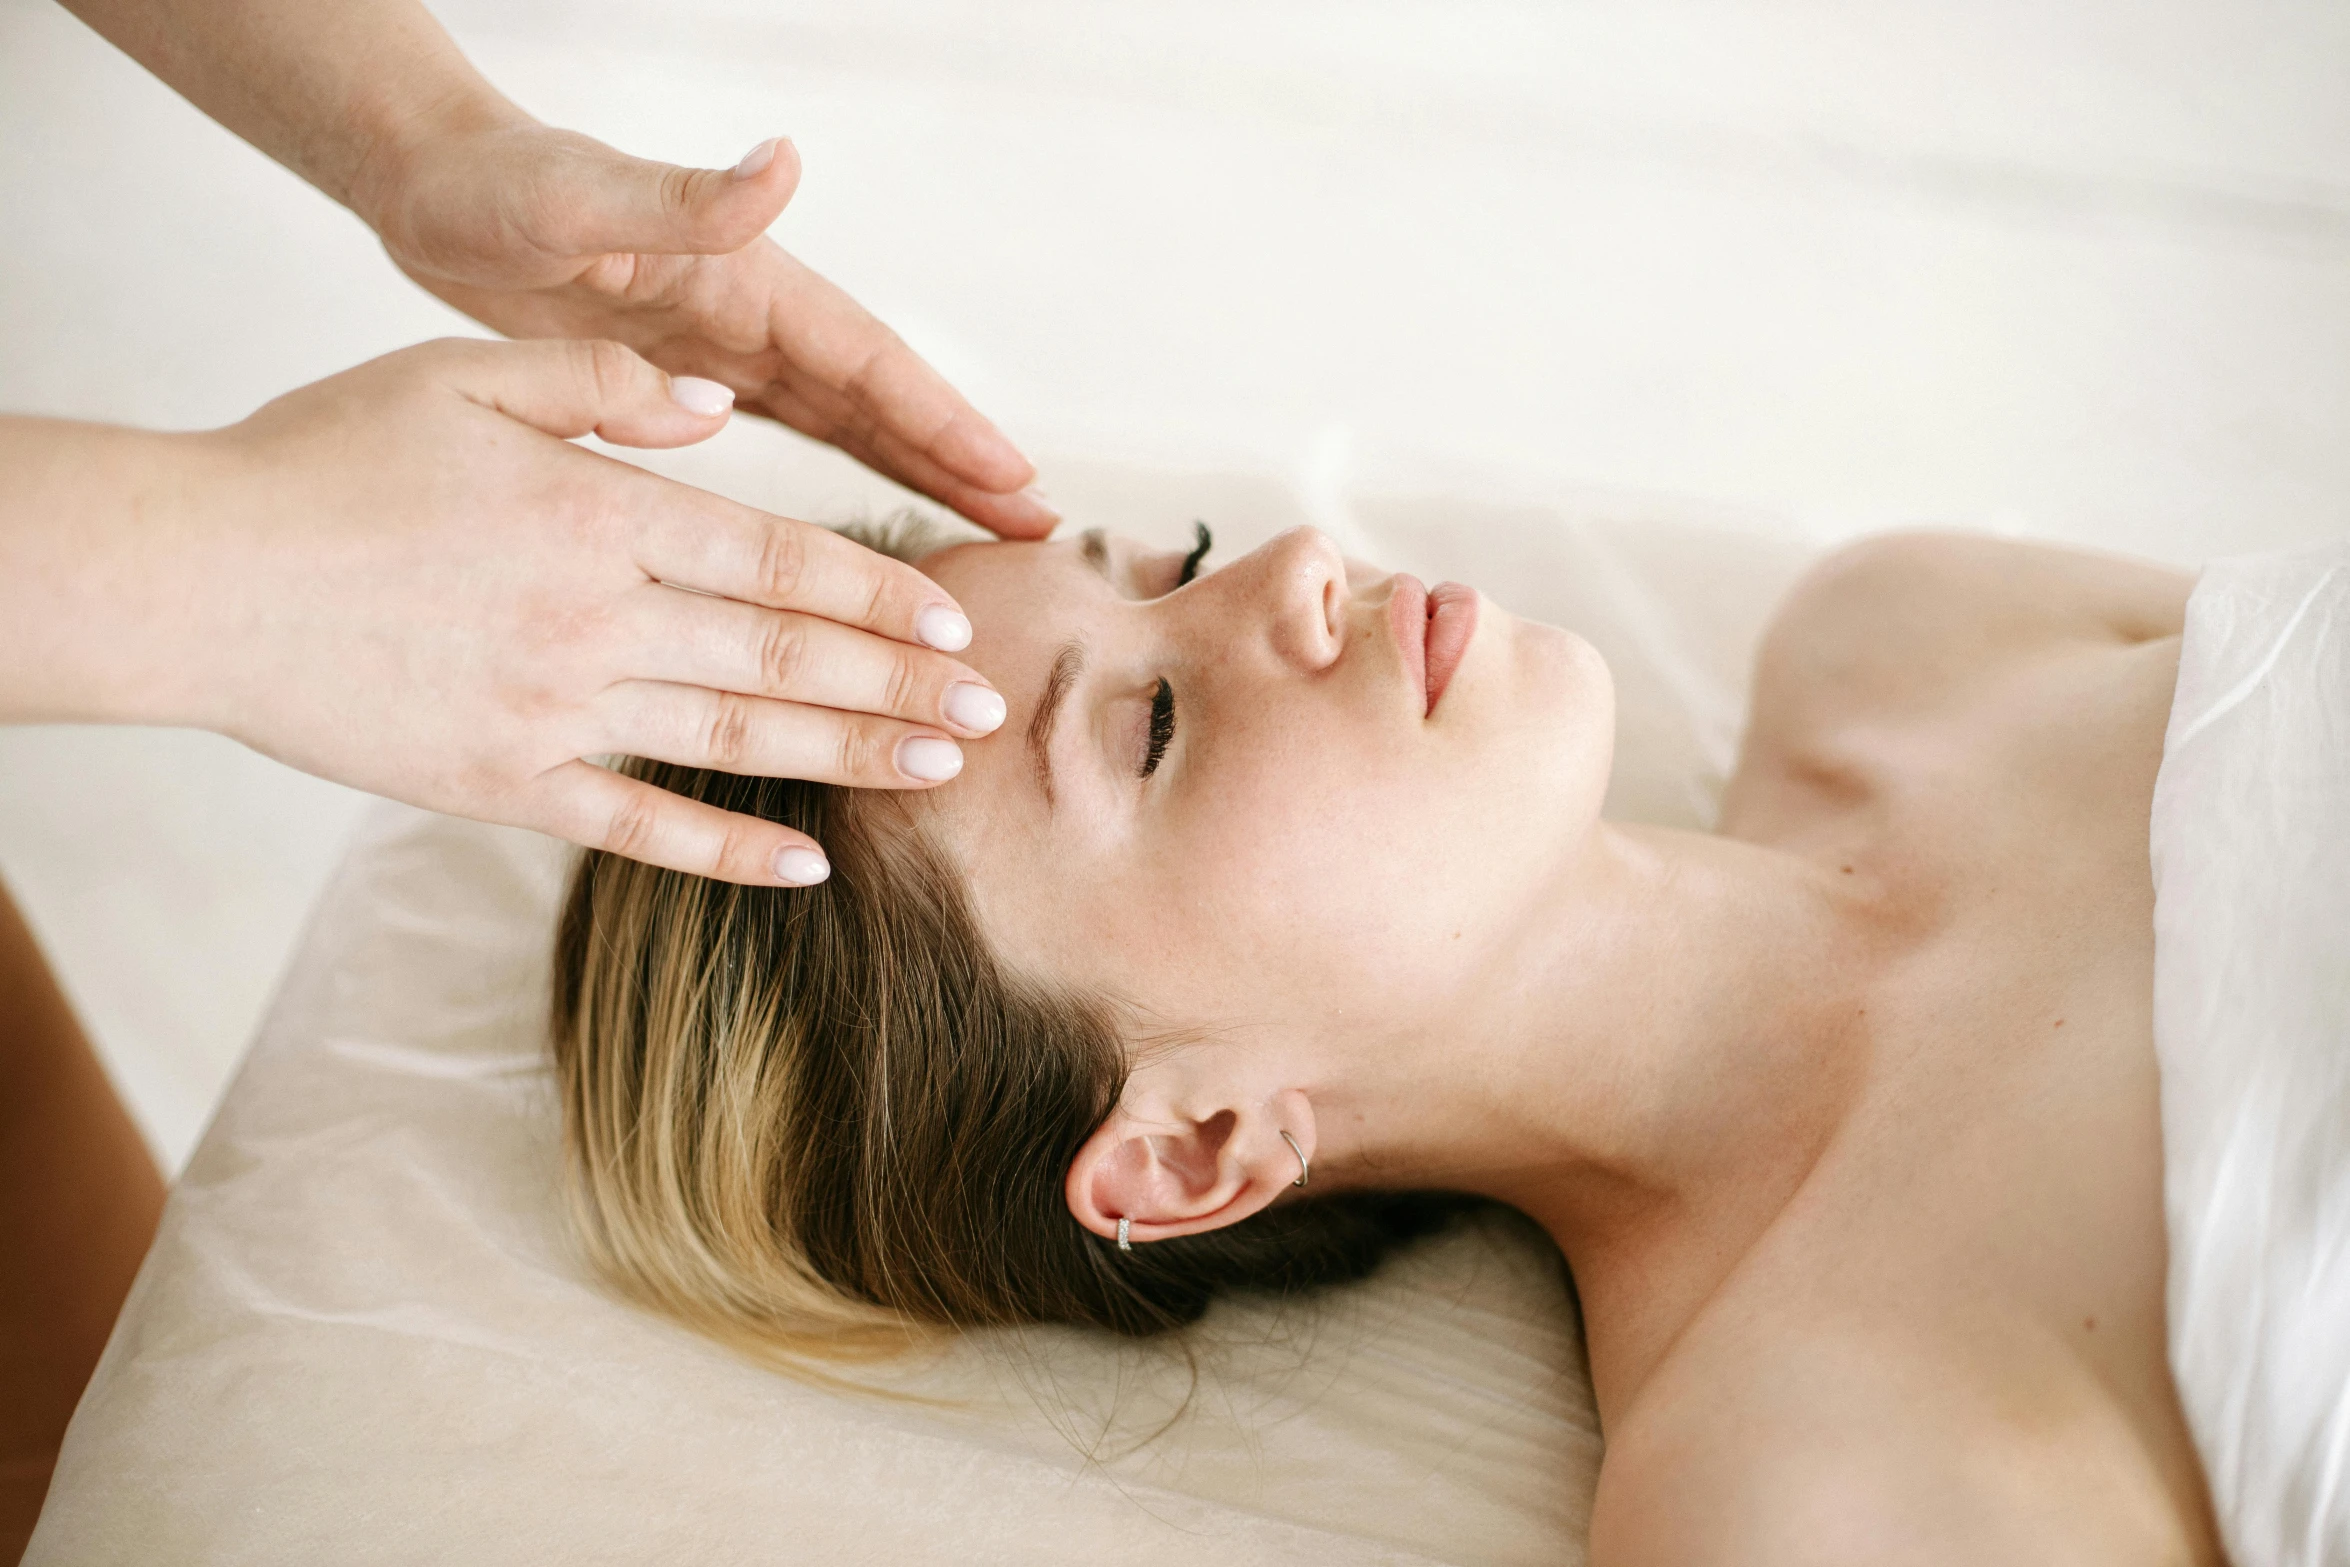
top-left (733, 138), bottom-right (782, 179)
top-left (670, 376), bottom-right (734, 417)
top-left (774, 846), bottom-right (830, 885)
top-left (915, 605), bottom-right (973, 652)
top-left (943, 682), bottom-right (1006, 734)
top-left (896, 736), bottom-right (964, 782)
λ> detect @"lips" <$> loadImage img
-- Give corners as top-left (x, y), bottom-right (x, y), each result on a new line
top-left (1424, 582), bottom-right (1477, 713)
top-left (1388, 574), bottom-right (1479, 717)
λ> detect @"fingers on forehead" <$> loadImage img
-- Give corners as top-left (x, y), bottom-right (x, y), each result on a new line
top-left (629, 590), bottom-right (986, 725)
top-left (606, 684), bottom-right (956, 789)
top-left (633, 491), bottom-right (952, 634)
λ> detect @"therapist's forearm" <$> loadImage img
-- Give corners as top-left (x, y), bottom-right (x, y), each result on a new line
top-left (0, 417), bottom-right (231, 730)
top-left (51, 0), bottom-right (527, 226)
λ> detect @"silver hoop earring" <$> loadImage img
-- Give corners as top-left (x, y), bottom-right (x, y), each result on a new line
top-left (1116, 1216), bottom-right (1132, 1253)
top-left (1279, 1129), bottom-right (1310, 1188)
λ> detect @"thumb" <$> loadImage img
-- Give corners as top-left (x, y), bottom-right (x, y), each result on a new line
top-left (551, 135), bottom-right (802, 259)
top-left (421, 337), bottom-right (737, 450)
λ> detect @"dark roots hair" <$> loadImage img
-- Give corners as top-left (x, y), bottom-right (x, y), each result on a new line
top-left (550, 759), bottom-right (1469, 1361)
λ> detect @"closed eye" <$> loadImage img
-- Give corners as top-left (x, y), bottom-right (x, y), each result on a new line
top-left (1140, 678), bottom-right (1175, 778)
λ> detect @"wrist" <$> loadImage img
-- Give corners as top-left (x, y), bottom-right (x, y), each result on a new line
top-left (0, 422), bottom-right (240, 729)
top-left (344, 77), bottom-right (535, 242)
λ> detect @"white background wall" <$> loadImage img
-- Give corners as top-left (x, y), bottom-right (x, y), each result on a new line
top-left (3, 0), bottom-right (2346, 1169)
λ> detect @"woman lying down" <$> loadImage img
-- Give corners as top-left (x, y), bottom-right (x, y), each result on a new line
top-left (553, 521), bottom-right (2222, 1561)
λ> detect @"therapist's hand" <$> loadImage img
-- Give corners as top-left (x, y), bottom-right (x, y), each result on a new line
top-left (361, 120), bottom-right (1059, 541)
top-left (52, 0), bottom-right (1048, 532)
top-left (178, 340), bottom-right (1001, 885)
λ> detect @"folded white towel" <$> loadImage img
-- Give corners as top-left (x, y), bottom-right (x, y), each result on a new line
top-left (2154, 542), bottom-right (2350, 1567)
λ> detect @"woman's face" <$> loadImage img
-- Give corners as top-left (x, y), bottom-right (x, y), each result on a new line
top-left (916, 527), bottom-right (1614, 1057)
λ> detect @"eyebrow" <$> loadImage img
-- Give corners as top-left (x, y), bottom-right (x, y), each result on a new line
top-left (1027, 640), bottom-right (1084, 811)
top-left (1078, 528), bottom-right (1112, 582)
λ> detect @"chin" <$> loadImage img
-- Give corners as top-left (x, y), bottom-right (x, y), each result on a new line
top-left (1504, 617), bottom-right (1617, 825)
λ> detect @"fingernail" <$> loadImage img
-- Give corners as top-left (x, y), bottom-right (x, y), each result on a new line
top-left (896, 736), bottom-right (964, 782)
top-left (774, 846), bottom-right (830, 885)
top-left (670, 376), bottom-right (734, 417)
top-left (942, 682), bottom-right (1006, 734)
top-left (733, 137), bottom-right (782, 180)
top-left (915, 605), bottom-right (972, 652)
top-left (993, 485), bottom-right (1059, 536)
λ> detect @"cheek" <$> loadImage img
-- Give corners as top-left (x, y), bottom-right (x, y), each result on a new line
top-left (1039, 623), bottom-right (1611, 1031)
top-left (1117, 727), bottom-right (1553, 1031)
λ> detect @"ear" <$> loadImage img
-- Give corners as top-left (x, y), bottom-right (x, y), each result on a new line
top-left (1064, 1082), bottom-right (1316, 1247)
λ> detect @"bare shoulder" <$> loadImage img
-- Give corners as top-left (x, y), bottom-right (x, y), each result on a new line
top-left (1586, 1325), bottom-right (1972, 1567)
top-left (1589, 1330), bottom-right (2202, 1567)
top-left (1591, 1430), bottom-right (2155, 1567)
top-left (1592, 1428), bottom-right (1972, 1567)
top-left (1743, 531), bottom-right (2192, 748)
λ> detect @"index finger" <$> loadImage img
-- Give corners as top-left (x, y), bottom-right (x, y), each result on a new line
top-left (628, 482), bottom-right (972, 652)
top-left (528, 759), bottom-right (833, 886)
top-left (760, 247), bottom-right (1037, 498)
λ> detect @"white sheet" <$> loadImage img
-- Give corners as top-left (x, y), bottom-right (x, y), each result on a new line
top-left (28, 490), bottom-right (1813, 1565)
top-left (2153, 542), bottom-right (2350, 1567)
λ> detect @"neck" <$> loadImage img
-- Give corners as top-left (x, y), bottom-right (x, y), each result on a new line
top-left (1335, 821), bottom-right (1883, 1418)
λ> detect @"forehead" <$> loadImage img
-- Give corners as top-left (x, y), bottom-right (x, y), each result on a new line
top-left (909, 537), bottom-right (1105, 853)
top-left (918, 538), bottom-right (1094, 657)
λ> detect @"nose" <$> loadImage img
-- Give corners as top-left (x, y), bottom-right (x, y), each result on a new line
top-left (1241, 526), bottom-right (1347, 672)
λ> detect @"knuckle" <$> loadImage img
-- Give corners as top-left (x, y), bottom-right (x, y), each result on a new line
top-left (577, 251), bottom-right (641, 296)
top-left (570, 478), bottom-right (633, 552)
top-left (755, 620), bottom-right (811, 692)
top-left (832, 720), bottom-right (885, 782)
top-left (513, 159), bottom-right (582, 248)
top-left (535, 467), bottom-right (623, 553)
top-left (882, 652), bottom-right (926, 717)
top-left (377, 342), bottom-right (456, 407)
top-left (713, 816), bottom-right (766, 879)
top-left (703, 693), bottom-right (756, 770)
top-left (573, 337), bottom-right (642, 407)
top-left (840, 334), bottom-right (904, 404)
top-left (753, 522), bottom-right (809, 603)
top-left (830, 401), bottom-right (884, 454)
top-left (602, 790), bottom-right (663, 860)
top-left (860, 563), bottom-right (897, 630)
top-left (656, 163), bottom-right (700, 219)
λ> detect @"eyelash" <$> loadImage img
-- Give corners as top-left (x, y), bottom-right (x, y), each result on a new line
top-left (1139, 522), bottom-right (1209, 779)
top-left (1140, 678), bottom-right (1175, 777)
top-left (1177, 521), bottom-right (1212, 587)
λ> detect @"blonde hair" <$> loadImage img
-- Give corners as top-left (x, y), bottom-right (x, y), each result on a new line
top-left (548, 523), bottom-right (1467, 1367)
